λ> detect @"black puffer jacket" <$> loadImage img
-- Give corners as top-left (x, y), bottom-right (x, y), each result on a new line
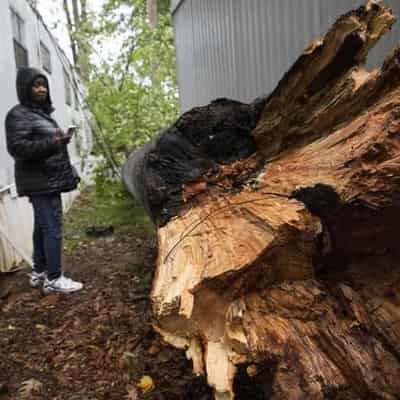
top-left (5, 68), bottom-right (78, 196)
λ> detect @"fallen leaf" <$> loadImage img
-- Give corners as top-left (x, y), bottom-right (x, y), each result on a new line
top-left (87, 344), bottom-right (100, 351)
top-left (40, 295), bottom-right (59, 307)
top-left (18, 379), bottom-right (43, 399)
top-left (67, 351), bottom-right (77, 360)
top-left (137, 375), bottom-right (154, 393)
top-left (147, 344), bottom-right (160, 356)
top-left (126, 386), bottom-right (138, 400)
top-left (122, 351), bottom-right (136, 359)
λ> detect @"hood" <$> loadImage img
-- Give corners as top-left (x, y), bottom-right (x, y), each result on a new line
top-left (16, 67), bottom-right (54, 114)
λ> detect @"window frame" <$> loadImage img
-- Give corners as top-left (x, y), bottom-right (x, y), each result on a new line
top-left (63, 68), bottom-right (72, 106)
top-left (10, 7), bottom-right (25, 44)
top-left (10, 8), bottom-right (28, 69)
top-left (40, 41), bottom-right (52, 74)
top-left (13, 39), bottom-right (29, 69)
top-left (74, 90), bottom-right (80, 111)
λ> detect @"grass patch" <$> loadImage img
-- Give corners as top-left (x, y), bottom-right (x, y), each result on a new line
top-left (64, 180), bottom-right (154, 240)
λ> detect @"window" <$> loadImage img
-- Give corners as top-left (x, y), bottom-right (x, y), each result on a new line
top-left (13, 40), bottom-right (28, 69)
top-left (10, 8), bottom-right (28, 69)
top-left (11, 8), bottom-right (25, 44)
top-left (74, 90), bottom-right (80, 111)
top-left (63, 68), bottom-right (72, 106)
top-left (40, 41), bottom-right (51, 73)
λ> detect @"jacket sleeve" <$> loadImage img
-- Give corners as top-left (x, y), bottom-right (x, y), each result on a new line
top-left (5, 109), bottom-right (61, 160)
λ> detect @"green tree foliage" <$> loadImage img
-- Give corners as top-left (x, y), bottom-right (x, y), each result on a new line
top-left (62, 0), bottom-right (93, 81)
top-left (86, 0), bottom-right (178, 170)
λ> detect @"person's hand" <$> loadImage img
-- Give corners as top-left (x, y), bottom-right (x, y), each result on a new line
top-left (67, 126), bottom-right (78, 136)
top-left (52, 132), bottom-right (72, 145)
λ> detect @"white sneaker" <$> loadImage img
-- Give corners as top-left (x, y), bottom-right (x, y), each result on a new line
top-left (43, 275), bottom-right (83, 294)
top-left (29, 271), bottom-right (47, 288)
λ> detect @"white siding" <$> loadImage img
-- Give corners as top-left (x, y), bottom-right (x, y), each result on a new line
top-left (0, 190), bottom-right (79, 272)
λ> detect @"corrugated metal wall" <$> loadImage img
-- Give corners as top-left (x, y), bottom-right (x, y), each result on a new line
top-left (173, 0), bottom-right (400, 113)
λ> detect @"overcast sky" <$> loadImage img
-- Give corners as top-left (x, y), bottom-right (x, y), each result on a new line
top-left (36, 0), bottom-right (106, 62)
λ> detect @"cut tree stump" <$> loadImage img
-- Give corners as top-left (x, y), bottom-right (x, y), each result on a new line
top-left (123, 1), bottom-right (400, 398)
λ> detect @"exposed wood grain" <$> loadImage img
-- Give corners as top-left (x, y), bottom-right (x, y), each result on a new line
top-left (142, 1), bottom-right (400, 398)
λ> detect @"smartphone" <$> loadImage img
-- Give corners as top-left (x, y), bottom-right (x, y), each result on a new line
top-left (67, 125), bottom-right (78, 136)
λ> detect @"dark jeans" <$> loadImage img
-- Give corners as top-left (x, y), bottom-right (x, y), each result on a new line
top-left (29, 194), bottom-right (63, 280)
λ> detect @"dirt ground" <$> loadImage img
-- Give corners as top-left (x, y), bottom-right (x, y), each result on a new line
top-left (0, 190), bottom-right (213, 400)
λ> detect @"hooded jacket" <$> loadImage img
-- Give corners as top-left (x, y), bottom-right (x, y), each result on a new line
top-left (5, 67), bottom-right (79, 196)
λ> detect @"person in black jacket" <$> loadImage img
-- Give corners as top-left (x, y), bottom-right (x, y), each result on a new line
top-left (5, 67), bottom-right (83, 294)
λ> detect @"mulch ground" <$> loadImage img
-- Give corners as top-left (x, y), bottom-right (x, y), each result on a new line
top-left (0, 196), bottom-right (213, 400)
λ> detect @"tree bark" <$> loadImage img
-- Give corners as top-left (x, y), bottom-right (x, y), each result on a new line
top-left (124, 1), bottom-right (400, 398)
top-left (147, 0), bottom-right (159, 29)
top-left (62, 0), bottom-right (90, 80)
top-left (63, 0), bottom-right (79, 67)
top-left (80, 0), bottom-right (87, 20)
top-left (71, 0), bottom-right (80, 29)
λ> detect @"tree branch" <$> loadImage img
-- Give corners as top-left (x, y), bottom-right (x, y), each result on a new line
top-left (63, 0), bottom-right (79, 66)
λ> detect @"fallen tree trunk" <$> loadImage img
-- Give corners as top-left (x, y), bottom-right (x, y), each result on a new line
top-left (123, 1), bottom-right (400, 398)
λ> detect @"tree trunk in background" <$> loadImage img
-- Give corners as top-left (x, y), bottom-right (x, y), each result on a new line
top-left (77, 0), bottom-right (90, 81)
top-left (63, 0), bottom-right (79, 67)
top-left (63, 0), bottom-right (90, 81)
top-left (81, 0), bottom-right (87, 18)
top-left (71, 0), bottom-right (80, 28)
top-left (124, 1), bottom-right (400, 398)
top-left (147, 0), bottom-right (159, 29)
top-left (146, 0), bottom-right (161, 86)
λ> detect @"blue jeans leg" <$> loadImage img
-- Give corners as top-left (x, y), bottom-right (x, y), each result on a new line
top-left (30, 194), bottom-right (63, 280)
top-left (32, 216), bottom-right (46, 273)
